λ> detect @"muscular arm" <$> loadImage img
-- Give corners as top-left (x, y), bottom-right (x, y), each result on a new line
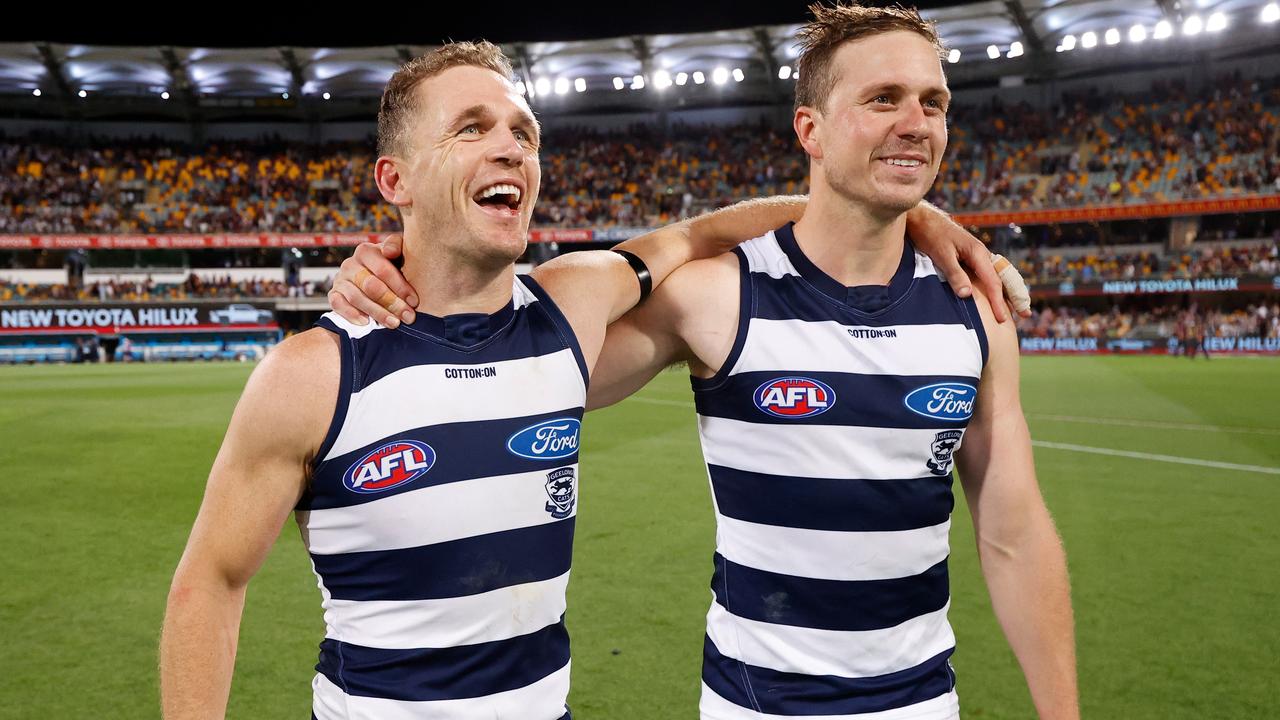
top-left (955, 293), bottom-right (1078, 720)
top-left (586, 252), bottom-right (741, 409)
top-left (532, 197), bottom-right (803, 371)
top-left (159, 330), bottom-right (338, 719)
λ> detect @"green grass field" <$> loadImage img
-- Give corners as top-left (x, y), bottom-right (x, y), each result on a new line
top-left (2, 356), bottom-right (1278, 719)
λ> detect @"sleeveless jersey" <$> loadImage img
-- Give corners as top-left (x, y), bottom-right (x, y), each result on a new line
top-left (301, 275), bottom-right (586, 720)
top-left (692, 223), bottom-right (988, 720)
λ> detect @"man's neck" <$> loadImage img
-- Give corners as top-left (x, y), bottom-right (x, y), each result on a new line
top-left (791, 191), bottom-right (908, 288)
top-left (400, 229), bottom-right (515, 318)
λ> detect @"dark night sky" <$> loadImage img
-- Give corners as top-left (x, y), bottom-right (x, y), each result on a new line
top-left (6, 1), bottom-right (964, 47)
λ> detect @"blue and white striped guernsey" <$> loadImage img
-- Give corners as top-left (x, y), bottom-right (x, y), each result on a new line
top-left (692, 223), bottom-right (988, 720)
top-left (301, 275), bottom-right (586, 720)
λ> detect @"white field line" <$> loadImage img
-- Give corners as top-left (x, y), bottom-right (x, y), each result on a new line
top-left (1028, 413), bottom-right (1280, 436)
top-left (1031, 441), bottom-right (1280, 476)
top-left (628, 395), bottom-right (1280, 476)
top-left (628, 396), bottom-right (695, 409)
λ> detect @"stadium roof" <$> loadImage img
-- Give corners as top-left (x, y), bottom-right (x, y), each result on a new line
top-left (2, 0), bottom-right (1277, 121)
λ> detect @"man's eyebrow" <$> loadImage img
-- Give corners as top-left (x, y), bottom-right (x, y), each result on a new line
top-left (445, 105), bottom-right (492, 129)
top-left (863, 82), bottom-right (951, 103)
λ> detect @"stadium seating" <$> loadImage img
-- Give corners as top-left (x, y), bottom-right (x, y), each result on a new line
top-left (2, 73), bottom-right (1277, 234)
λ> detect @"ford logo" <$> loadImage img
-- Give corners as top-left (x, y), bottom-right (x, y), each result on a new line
top-left (904, 382), bottom-right (976, 421)
top-left (507, 418), bottom-right (582, 460)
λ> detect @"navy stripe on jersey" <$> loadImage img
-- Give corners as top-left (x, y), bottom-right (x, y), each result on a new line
top-left (709, 465), bottom-right (953, 533)
top-left (711, 554), bottom-right (950, 632)
top-left (312, 519), bottom-right (575, 601)
top-left (750, 273), bottom-right (979, 328)
top-left (961, 295), bottom-right (990, 366)
top-left (703, 638), bottom-right (954, 716)
top-left (300, 409), bottom-right (581, 511)
top-left (341, 306), bottom-right (578, 392)
top-left (520, 275), bottom-right (591, 388)
top-left (695, 371), bottom-right (982, 430)
top-left (693, 247), bottom-right (754, 392)
top-left (313, 318), bottom-right (355, 466)
top-left (317, 620), bottom-right (569, 702)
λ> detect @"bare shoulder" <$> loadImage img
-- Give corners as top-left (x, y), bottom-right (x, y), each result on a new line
top-left (657, 251), bottom-right (740, 311)
top-left (656, 251), bottom-right (742, 375)
top-left (967, 281), bottom-right (1016, 347)
top-left (234, 328), bottom-right (341, 459)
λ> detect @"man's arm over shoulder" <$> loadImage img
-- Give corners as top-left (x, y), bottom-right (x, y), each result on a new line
top-left (159, 329), bottom-right (340, 719)
top-left (955, 290), bottom-right (1079, 720)
top-left (587, 251), bottom-right (741, 409)
top-left (531, 197), bottom-right (802, 371)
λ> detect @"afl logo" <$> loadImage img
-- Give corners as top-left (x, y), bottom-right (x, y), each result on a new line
top-left (754, 377), bottom-right (836, 418)
top-left (343, 440), bottom-right (436, 494)
top-left (507, 418), bottom-right (581, 460)
top-left (904, 382), bottom-right (976, 421)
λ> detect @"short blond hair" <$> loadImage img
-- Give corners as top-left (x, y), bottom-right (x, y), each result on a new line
top-left (377, 41), bottom-right (515, 156)
top-left (794, 2), bottom-right (944, 112)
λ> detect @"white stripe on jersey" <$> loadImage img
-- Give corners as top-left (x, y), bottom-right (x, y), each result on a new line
top-left (700, 417), bottom-right (962, 481)
top-left (323, 347), bottom-right (585, 462)
top-left (738, 233), bottom-right (939, 284)
top-left (321, 311), bottom-right (392, 340)
top-left (699, 683), bottom-right (959, 720)
top-left (311, 662), bottom-right (571, 720)
top-left (705, 601), bottom-right (955, 679)
top-left (715, 514), bottom-right (951, 582)
top-left (734, 319), bottom-right (983, 379)
top-left (301, 469), bottom-right (576, 555)
top-left (319, 572), bottom-right (569, 650)
top-left (912, 252), bottom-right (940, 280)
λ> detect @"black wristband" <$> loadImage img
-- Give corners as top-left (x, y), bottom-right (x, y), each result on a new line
top-left (613, 249), bottom-right (652, 303)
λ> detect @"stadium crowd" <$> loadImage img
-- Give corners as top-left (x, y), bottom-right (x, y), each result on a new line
top-left (1017, 302), bottom-right (1280, 341)
top-left (0, 274), bottom-right (328, 302)
top-left (1, 73), bottom-right (1277, 234)
top-left (1016, 240), bottom-right (1279, 284)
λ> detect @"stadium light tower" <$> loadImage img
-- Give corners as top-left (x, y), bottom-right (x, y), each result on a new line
top-left (1264, 3), bottom-right (1280, 23)
top-left (675, 72), bottom-right (688, 86)
top-left (1183, 15), bottom-right (1203, 35)
top-left (986, 44), bottom-right (1000, 59)
top-left (612, 76), bottom-right (624, 90)
top-left (1081, 31), bottom-right (1098, 48)
top-left (1153, 20), bottom-right (1173, 38)
top-left (712, 67), bottom-right (729, 85)
top-left (693, 71), bottom-right (706, 85)
top-left (778, 65), bottom-right (792, 79)
top-left (1129, 25), bottom-right (1147, 43)
top-left (1104, 28), bottom-right (1120, 45)
top-left (1205, 12), bottom-right (1227, 32)
top-left (654, 69), bottom-right (672, 89)
top-left (731, 68), bottom-right (744, 82)
top-left (1060, 34), bottom-right (1077, 51)
top-left (631, 74), bottom-right (645, 90)
top-left (554, 77), bottom-right (569, 95)
top-left (574, 78), bottom-right (586, 92)
top-left (947, 49), bottom-right (960, 63)
top-left (1007, 41), bottom-right (1024, 58)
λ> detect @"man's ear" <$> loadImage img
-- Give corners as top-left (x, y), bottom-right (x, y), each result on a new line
top-left (794, 106), bottom-right (824, 161)
top-left (375, 156), bottom-right (412, 207)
